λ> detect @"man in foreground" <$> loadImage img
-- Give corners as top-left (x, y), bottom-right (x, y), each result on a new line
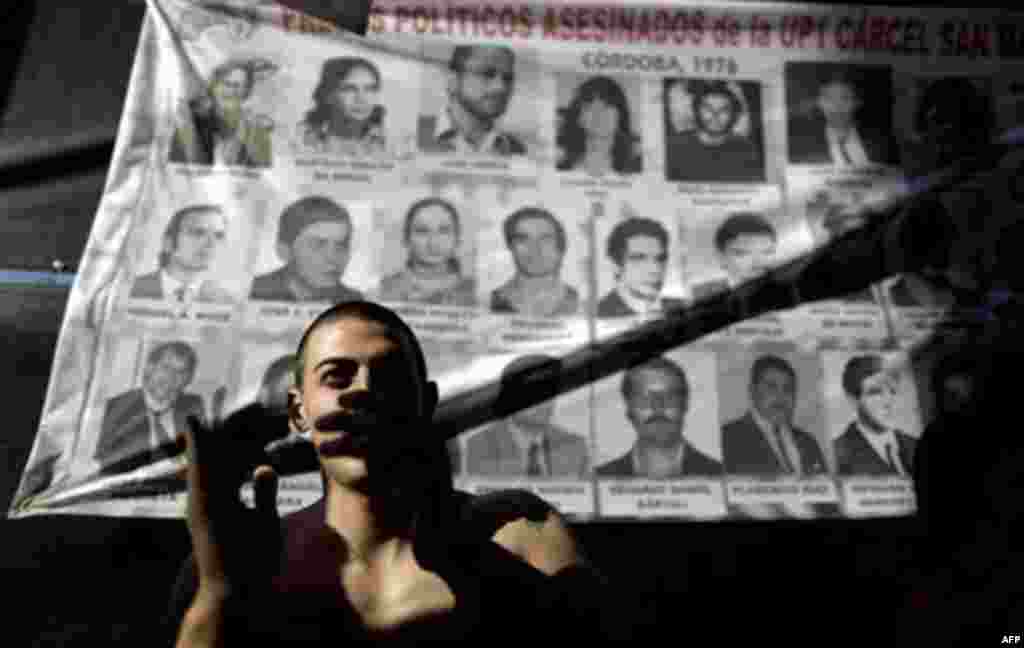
top-left (171, 301), bottom-right (616, 645)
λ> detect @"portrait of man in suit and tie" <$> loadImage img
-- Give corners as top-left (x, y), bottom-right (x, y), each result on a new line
top-left (418, 45), bottom-right (526, 156)
top-left (465, 354), bottom-right (589, 478)
top-left (490, 207), bottom-right (580, 317)
top-left (596, 356), bottom-right (722, 479)
top-left (690, 212), bottom-right (777, 301)
top-left (130, 204), bottom-right (236, 304)
top-left (786, 64), bottom-right (898, 168)
top-left (596, 217), bottom-right (685, 318)
top-left (833, 354), bottom-right (917, 477)
top-left (249, 196), bottom-right (364, 303)
top-left (94, 341), bottom-right (206, 476)
top-left (721, 354), bottom-right (828, 477)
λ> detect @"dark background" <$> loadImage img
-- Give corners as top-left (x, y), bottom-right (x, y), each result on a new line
top-left (2, 2), bottom-right (1022, 645)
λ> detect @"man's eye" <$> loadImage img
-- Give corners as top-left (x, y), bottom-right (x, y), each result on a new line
top-left (321, 371), bottom-right (351, 388)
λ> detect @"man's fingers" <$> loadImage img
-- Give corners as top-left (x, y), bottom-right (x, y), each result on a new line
top-left (253, 464), bottom-right (279, 523)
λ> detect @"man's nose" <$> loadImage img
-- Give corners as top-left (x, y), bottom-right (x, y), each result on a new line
top-left (337, 366), bottom-right (372, 404)
top-left (646, 392), bottom-right (672, 410)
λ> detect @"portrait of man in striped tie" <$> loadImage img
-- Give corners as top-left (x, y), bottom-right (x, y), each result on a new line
top-left (721, 354), bottom-right (828, 477)
top-left (94, 340), bottom-right (206, 476)
top-left (465, 354), bottom-right (589, 479)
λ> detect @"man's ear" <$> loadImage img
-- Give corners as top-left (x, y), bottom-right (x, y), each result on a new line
top-left (287, 387), bottom-right (307, 434)
top-left (276, 242), bottom-right (292, 265)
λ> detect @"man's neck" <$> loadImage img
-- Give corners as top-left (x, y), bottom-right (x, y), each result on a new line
top-left (409, 260), bottom-right (454, 279)
top-left (827, 123), bottom-right (855, 139)
top-left (512, 273), bottom-right (562, 294)
top-left (635, 436), bottom-right (684, 455)
top-left (324, 483), bottom-right (408, 565)
top-left (286, 266), bottom-right (336, 300)
top-left (616, 284), bottom-right (657, 313)
top-left (857, 413), bottom-right (888, 436)
top-left (446, 100), bottom-right (492, 148)
top-left (164, 265), bottom-right (202, 285)
top-left (697, 131), bottom-right (728, 147)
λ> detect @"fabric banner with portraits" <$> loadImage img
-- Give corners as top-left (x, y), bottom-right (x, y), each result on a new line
top-left (9, 0), bottom-right (1024, 521)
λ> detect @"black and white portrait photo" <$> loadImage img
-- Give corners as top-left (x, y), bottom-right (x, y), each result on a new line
top-left (786, 62), bottom-right (899, 167)
top-left (594, 351), bottom-right (722, 479)
top-left (93, 339), bottom-right (208, 476)
top-left (488, 205), bottom-right (581, 317)
top-left (688, 211), bottom-right (777, 301)
top-left (595, 215), bottom-right (685, 318)
top-left (377, 195), bottom-right (477, 307)
top-left (718, 351), bottom-right (829, 477)
top-left (169, 58), bottom-right (275, 168)
top-left (824, 352), bottom-right (921, 477)
top-left (556, 74), bottom-right (642, 177)
top-left (464, 354), bottom-right (590, 479)
top-left (249, 195), bottom-right (368, 303)
top-left (129, 203), bottom-right (238, 305)
top-left (418, 43), bottom-right (538, 157)
top-left (294, 56), bottom-right (389, 157)
top-left (663, 78), bottom-right (765, 183)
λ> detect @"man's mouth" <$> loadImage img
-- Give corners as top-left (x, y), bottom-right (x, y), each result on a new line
top-left (317, 432), bottom-right (369, 458)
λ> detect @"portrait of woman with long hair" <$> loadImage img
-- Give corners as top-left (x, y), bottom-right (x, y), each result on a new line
top-left (556, 76), bottom-right (642, 176)
top-left (296, 57), bottom-right (388, 156)
top-left (379, 197), bottom-right (476, 306)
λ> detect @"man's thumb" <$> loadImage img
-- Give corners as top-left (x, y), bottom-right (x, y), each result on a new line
top-left (253, 465), bottom-right (279, 521)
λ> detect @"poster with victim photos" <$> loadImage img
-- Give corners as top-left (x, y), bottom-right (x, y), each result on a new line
top-left (11, 0), bottom-right (1024, 521)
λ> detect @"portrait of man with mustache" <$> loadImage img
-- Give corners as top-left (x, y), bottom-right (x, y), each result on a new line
top-left (595, 356), bottom-right (722, 479)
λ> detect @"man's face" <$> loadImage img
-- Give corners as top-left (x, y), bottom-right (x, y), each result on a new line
top-left (509, 216), bottom-right (563, 279)
top-left (856, 371), bottom-right (898, 430)
top-left (289, 219), bottom-right (351, 289)
top-left (292, 317), bottom-right (428, 488)
top-left (143, 350), bottom-right (192, 405)
top-left (697, 92), bottom-right (735, 137)
top-left (451, 48), bottom-right (515, 122)
top-left (721, 233), bottom-right (776, 282)
top-left (617, 235), bottom-right (667, 300)
top-left (751, 367), bottom-right (796, 428)
top-left (332, 66), bottom-right (379, 124)
top-left (817, 81), bottom-right (860, 130)
top-left (578, 96), bottom-right (620, 139)
top-left (625, 367), bottom-right (687, 448)
top-left (408, 205), bottom-right (457, 270)
top-left (167, 209), bottom-right (227, 273)
top-left (211, 68), bottom-right (248, 114)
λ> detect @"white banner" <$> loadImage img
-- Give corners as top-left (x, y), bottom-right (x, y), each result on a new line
top-left (9, 0), bottom-right (1024, 520)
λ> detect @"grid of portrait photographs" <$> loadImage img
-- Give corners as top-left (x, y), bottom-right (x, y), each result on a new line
top-left (13, 0), bottom-right (1021, 521)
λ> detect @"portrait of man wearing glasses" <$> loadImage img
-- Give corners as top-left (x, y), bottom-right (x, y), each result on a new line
top-left (418, 45), bottom-right (526, 156)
